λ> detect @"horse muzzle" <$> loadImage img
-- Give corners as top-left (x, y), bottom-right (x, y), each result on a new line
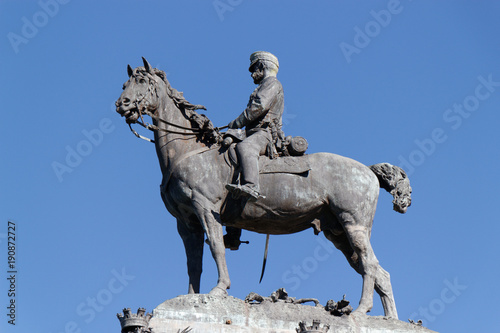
top-left (116, 99), bottom-right (140, 124)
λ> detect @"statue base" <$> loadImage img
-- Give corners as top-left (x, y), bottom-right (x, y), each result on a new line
top-left (146, 294), bottom-right (437, 333)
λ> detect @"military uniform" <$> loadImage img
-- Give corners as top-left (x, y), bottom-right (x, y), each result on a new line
top-left (227, 52), bottom-right (284, 199)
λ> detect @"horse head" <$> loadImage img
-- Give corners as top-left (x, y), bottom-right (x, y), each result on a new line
top-left (116, 57), bottom-right (164, 124)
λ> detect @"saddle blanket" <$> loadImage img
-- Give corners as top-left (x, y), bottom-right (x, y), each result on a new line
top-left (227, 143), bottom-right (310, 175)
top-left (259, 155), bottom-right (311, 175)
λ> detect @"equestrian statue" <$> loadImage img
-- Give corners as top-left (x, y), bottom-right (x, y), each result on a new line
top-left (115, 54), bottom-right (412, 319)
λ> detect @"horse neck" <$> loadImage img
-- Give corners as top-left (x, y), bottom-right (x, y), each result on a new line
top-left (152, 85), bottom-right (204, 175)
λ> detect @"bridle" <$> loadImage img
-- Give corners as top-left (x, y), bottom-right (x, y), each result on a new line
top-left (123, 68), bottom-right (227, 190)
top-left (129, 109), bottom-right (203, 143)
top-left (125, 72), bottom-right (227, 143)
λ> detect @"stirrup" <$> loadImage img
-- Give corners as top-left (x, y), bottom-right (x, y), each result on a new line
top-left (223, 234), bottom-right (250, 251)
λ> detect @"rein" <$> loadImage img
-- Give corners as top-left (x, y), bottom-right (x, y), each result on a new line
top-left (128, 109), bottom-right (199, 144)
top-left (129, 111), bottom-right (228, 144)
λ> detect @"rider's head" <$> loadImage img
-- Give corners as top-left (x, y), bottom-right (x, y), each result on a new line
top-left (249, 51), bottom-right (279, 84)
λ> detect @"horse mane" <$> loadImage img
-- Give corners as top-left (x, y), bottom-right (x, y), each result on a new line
top-left (139, 67), bottom-right (222, 145)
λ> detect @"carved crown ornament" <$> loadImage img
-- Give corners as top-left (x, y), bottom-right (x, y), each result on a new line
top-left (117, 308), bottom-right (153, 333)
top-left (296, 319), bottom-right (330, 333)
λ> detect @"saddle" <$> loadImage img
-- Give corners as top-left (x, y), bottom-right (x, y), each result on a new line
top-left (223, 129), bottom-right (311, 175)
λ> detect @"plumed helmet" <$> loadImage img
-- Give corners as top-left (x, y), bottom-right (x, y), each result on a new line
top-left (249, 51), bottom-right (279, 71)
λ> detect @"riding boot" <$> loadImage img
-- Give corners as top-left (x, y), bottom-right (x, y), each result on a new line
top-left (239, 151), bottom-right (260, 195)
top-left (226, 130), bottom-right (270, 200)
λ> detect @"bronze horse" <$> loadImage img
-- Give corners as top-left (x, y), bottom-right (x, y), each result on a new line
top-left (115, 58), bottom-right (412, 319)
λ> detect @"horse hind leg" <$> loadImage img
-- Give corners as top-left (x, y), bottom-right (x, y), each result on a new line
top-left (326, 210), bottom-right (381, 315)
top-left (374, 265), bottom-right (398, 319)
top-left (324, 226), bottom-right (398, 319)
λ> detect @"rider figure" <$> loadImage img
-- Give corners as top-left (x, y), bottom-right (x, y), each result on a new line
top-left (226, 51), bottom-right (284, 200)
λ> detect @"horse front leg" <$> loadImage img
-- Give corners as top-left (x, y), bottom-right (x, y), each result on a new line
top-left (192, 193), bottom-right (230, 295)
top-left (177, 218), bottom-right (204, 294)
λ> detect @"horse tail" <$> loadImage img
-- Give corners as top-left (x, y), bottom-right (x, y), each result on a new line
top-left (369, 163), bottom-right (412, 214)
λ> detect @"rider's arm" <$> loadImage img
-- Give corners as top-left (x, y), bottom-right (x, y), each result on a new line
top-left (228, 112), bottom-right (247, 129)
top-left (228, 78), bottom-right (280, 129)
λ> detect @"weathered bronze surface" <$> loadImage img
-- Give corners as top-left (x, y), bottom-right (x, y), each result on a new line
top-left (115, 56), bottom-right (412, 319)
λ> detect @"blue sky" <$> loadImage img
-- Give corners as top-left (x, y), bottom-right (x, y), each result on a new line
top-left (1, 1), bottom-right (499, 332)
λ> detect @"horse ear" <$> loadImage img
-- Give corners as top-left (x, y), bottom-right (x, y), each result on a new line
top-left (127, 64), bottom-right (133, 77)
top-left (142, 57), bottom-right (152, 73)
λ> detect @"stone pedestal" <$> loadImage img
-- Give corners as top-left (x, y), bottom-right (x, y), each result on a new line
top-left (145, 294), bottom-right (437, 333)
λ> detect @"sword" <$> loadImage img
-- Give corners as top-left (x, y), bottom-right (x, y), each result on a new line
top-left (259, 234), bottom-right (270, 283)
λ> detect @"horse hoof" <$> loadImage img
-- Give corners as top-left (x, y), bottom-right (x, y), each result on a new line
top-left (383, 312), bottom-right (398, 320)
top-left (209, 286), bottom-right (228, 296)
top-left (352, 308), bottom-right (370, 317)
